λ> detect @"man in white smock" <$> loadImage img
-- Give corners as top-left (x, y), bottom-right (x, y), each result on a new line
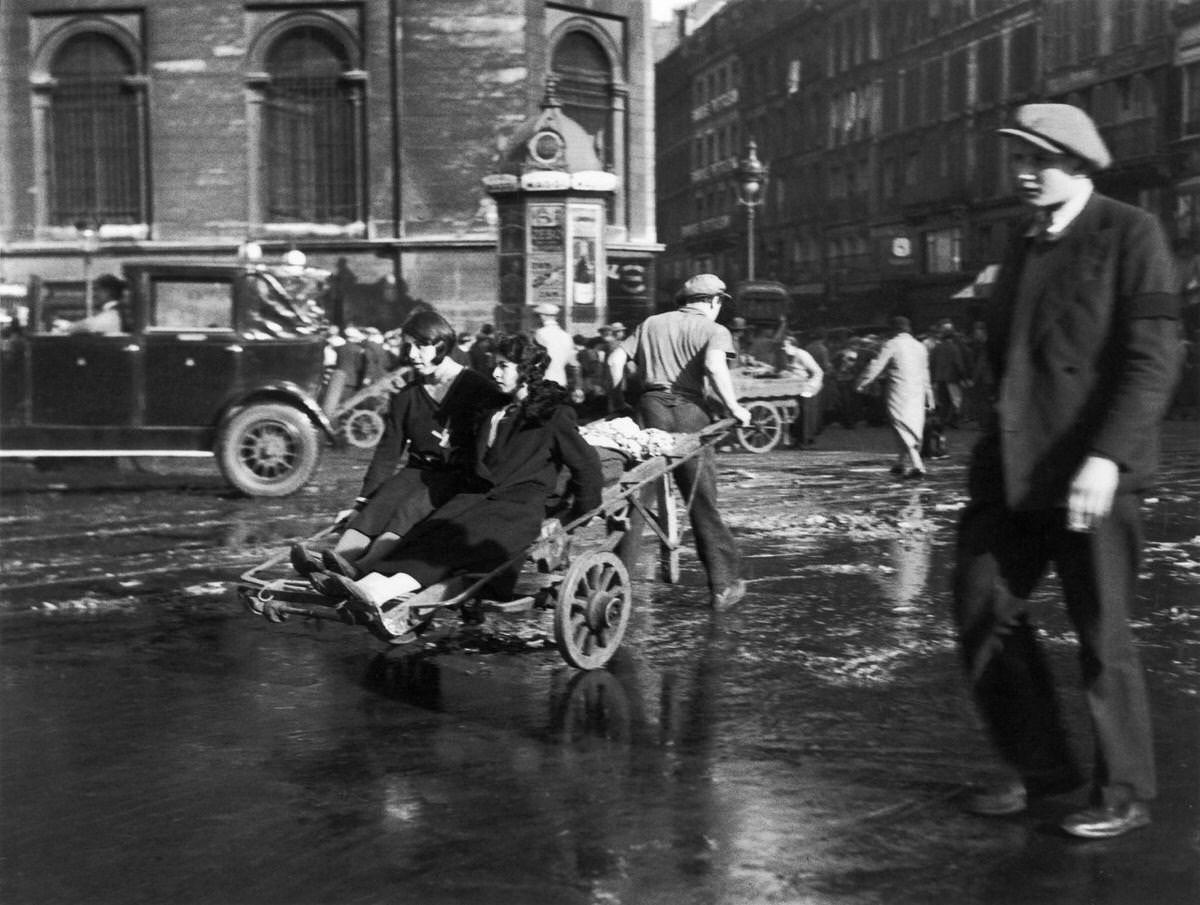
top-left (855, 315), bottom-right (934, 478)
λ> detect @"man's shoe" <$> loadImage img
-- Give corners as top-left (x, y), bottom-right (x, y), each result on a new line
top-left (711, 579), bottom-right (747, 611)
top-left (322, 549), bottom-right (361, 579)
top-left (904, 468), bottom-right (926, 480)
top-left (289, 544), bottom-right (324, 577)
top-left (964, 779), bottom-right (1028, 816)
top-left (889, 464), bottom-right (906, 475)
top-left (1061, 801), bottom-right (1150, 839)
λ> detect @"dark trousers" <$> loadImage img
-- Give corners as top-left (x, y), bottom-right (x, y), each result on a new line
top-left (835, 381), bottom-right (860, 427)
top-left (952, 493), bottom-right (1155, 805)
top-left (614, 391), bottom-right (740, 593)
top-left (791, 394), bottom-right (821, 445)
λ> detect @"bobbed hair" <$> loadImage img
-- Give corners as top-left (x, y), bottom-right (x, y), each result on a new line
top-left (493, 332), bottom-right (566, 424)
top-left (402, 309), bottom-right (457, 363)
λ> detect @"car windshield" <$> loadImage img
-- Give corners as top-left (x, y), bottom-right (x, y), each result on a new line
top-left (246, 266), bottom-right (331, 338)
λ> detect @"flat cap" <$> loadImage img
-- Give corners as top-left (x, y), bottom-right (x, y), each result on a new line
top-left (997, 103), bottom-right (1112, 172)
top-left (676, 273), bottom-right (731, 303)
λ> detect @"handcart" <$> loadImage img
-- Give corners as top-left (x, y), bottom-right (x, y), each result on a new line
top-left (730, 367), bottom-right (806, 453)
top-left (238, 419), bottom-right (735, 670)
top-left (328, 371), bottom-right (408, 449)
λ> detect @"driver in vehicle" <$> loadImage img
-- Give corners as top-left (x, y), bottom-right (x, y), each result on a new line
top-left (301, 333), bottom-right (602, 617)
top-left (57, 274), bottom-right (127, 334)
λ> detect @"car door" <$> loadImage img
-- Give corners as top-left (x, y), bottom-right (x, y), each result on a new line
top-left (27, 286), bottom-right (139, 427)
top-left (141, 272), bottom-right (244, 427)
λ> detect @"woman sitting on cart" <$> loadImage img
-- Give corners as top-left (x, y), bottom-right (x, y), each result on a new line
top-left (304, 332), bottom-right (603, 613)
top-left (292, 310), bottom-right (508, 579)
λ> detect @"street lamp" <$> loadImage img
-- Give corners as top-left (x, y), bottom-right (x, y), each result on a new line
top-left (734, 139), bottom-right (768, 280)
top-left (74, 218), bottom-right (102, 317)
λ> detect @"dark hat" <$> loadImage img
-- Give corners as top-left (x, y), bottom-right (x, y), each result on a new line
top-left (675, 273), bottom-right (731, 304)
top-left (94, 273), bottom-right (126, 297)
top-left (996, 103), bottom-right (1112, 172)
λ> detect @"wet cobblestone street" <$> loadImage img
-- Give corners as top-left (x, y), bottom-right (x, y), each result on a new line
top-left (1, 423), bottom-right (1197, 905)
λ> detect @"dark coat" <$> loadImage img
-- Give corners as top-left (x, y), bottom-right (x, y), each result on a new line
top-left (375, 404), bottom-right (602, 596)
top-left (350, 369), bottom-right (507, 537)
top-left (975, 191), bottom-right (1183, 509)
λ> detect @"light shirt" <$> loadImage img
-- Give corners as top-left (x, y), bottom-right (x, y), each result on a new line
top-left (534, 322), bottom-right (578, 388)
top-left (620, 307), bottom-right (736, 402)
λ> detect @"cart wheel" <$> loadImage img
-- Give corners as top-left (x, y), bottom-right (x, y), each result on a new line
top-left (554, 670), bottom-right (632, 743)
top-left (554, 552), bottom-right (631, 670)
top-left (736, 402), bottom-right (784, 453)
top-left (343, 409), bottom-right (385, 449)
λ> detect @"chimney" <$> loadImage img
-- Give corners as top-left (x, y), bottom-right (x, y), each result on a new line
top-left (676, 5), bottom-right (688, 40)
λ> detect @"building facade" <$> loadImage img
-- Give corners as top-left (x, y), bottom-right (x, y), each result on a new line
top-left (658, 0), bottom-right (1200, 328)
top-left (0, 0), bottom-right (659, 332)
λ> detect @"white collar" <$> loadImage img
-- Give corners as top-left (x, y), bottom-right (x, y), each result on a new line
top-left (1043, 181), bottom-right (1093, 236)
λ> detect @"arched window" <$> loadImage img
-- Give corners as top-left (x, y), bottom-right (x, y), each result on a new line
top-left (48, 32), bottom-right (144, 225)
top-left (262, 26), bottom-right (359, 223)
top-left (552, 30), bottom-right (614, 170)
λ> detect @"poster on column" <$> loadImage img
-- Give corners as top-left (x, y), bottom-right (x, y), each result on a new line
top-left (569, 205), bottom-right (600, 307)
top-left (528, 203), bottom-right (565, 307)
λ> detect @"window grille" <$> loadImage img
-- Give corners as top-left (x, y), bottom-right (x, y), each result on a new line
top-left (263, 27), bottom-right (358, 224)
top-left (48, 33), bottom-right (143, 226)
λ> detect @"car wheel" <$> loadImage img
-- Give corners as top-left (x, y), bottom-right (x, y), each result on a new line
top-left (216, 402), bottom-right (320, 497)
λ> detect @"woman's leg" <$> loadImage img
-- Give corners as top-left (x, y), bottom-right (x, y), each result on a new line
top-left (334, 528), bottom-right (372, 558)
top-left (355, 531), bottom-right (402, 571)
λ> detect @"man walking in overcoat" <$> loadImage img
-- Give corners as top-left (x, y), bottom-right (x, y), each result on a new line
top-left (953, 104), bottom-right (1184, 838)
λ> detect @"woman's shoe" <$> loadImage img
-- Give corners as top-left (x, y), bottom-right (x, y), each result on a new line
top-left (308, 570), bottom-right (380, 617)
top-left (322, 549), bottom-right (361, 579)
top-left (307, 569), bottom-right (352, 599)
top-left (290, 544), bottom-right (324, 577)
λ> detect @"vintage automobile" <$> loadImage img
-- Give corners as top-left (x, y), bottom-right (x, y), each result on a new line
top-left (0, 260), bottom-right (336, 496)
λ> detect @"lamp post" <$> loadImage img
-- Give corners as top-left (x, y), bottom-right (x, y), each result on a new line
top-left (734, 139), bottom-right (767, 281)
top-left (74, 219), bottom-right (102, 317)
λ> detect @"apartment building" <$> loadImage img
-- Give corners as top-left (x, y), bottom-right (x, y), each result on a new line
top-left (658, 0), bottom-right (1194, 327)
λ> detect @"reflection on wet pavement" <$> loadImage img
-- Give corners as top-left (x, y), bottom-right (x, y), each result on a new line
top-left (1, 429), bottom-right (1197, 904)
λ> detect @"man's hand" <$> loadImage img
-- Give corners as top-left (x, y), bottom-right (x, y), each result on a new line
top-left (1066, 455), bottom-right (1119, 532)
top-left (538, 517), bottom-right (564, 540)
top-left (730, 403), bottom-right (753, 427)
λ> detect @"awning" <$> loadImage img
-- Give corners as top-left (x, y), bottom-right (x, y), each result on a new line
top-left (951, 264), bottom-right (998, 299)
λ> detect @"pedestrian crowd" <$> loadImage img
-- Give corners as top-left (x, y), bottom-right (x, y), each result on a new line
top-left (289, 102), bottom-right (1188, 844)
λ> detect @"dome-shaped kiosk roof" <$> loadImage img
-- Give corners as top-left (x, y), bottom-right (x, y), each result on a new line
top-left (485, 77), bottom-right (617, 194)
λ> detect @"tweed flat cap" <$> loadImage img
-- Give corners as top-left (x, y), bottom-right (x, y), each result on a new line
top-left (676, 273), bottom-right (730, 303)
top-left (997, 103), bottom-right (1112, 171)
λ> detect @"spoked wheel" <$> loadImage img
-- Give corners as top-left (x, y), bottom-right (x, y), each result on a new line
top-left (343, 408), bottom-right (385, 448)
top-left (554, 670), bottom-right (632, 743)
top-left (554, 552), bottom-right (631, 670)
top-left (736, 401), bottom-right (784, 453)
